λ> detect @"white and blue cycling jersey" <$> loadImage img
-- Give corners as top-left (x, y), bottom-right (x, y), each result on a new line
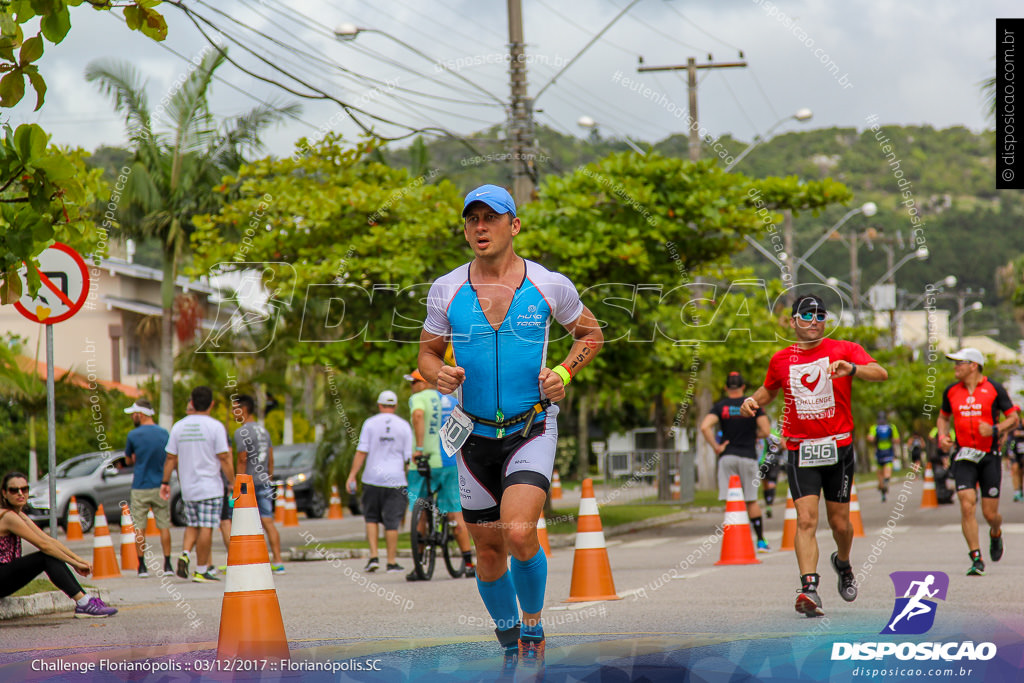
top-left (424, 259), bottom-right (583, 438)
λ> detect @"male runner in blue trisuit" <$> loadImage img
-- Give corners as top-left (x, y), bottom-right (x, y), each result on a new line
top-left (418, 184), bottom-right (603, 670)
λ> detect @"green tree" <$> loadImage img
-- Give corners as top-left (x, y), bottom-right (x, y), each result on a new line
top-left (0, 0), bottom-right (167, 295)
top-left (85, 50), bottom-right (299, 429)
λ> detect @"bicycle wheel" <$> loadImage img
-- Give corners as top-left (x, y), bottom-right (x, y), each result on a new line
top-left (410, 498), bottom-right (436, 580)
top-left (442, 517), bottom-right (464, 578)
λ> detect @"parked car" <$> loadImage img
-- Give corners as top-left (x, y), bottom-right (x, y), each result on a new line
top-left (26, 450), bottom-right (185, 533)
top-left (270, 443), bottom-right (327, 519)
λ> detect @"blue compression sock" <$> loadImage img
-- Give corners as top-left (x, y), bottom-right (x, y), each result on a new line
top-left (476, 571), bottom-right (520, 631)
top-left (510, 549), bottom-right (548, 615)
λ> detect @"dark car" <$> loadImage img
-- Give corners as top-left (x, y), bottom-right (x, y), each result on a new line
top-left (26, 450), bottom-right (186, 533)
top-left (269, 443), bottom-right (327, 518)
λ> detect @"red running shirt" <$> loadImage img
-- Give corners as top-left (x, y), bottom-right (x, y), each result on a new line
top-left (763, 337), bottom-right (876, 445)
top-left (940, 377), bottom-right (1014, 452)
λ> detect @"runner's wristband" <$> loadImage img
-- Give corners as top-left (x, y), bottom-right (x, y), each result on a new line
top-left (552, 364), bottom-right (572, 386)
top-left (161, 481), bottom-right (169, 486)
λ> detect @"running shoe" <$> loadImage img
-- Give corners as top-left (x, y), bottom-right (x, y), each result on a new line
top-left (990, 533), bottom-right (1004, 562)
top-left (765, 506), bottom-right (773, 519)
top-left (795, 588), bottom-right (824, 617)
top-left (386, 563), bottom-right (404, 573)
top-left (175, 552), bottom-right (190, 579)
top-left (1014, 491), bottom-right (1023, 502)
top-left (967, 558), bottom-right (986, 576)
top-left (364, 557), bottom-right (380, 572)
top-left (464, 564), bottom-right (476, 579)
top-left (501, 645), bottom-right (518, 673)
top-left (519, 636), bottom-right (545, 670)
top-left (192, 570), bottom-right (220, 583)
top-left (74, 597), bottom-right (118, 618)
top-left (271, 564), bottom-right (286, 574)
top-left (406, 569), bottom-right (424, 582)
top-left (137, 565), bottom-right (149, 579)
top-left (756, 539), bottom-right (771, 553)
top-left (831, 551), bottom-right (857, 602)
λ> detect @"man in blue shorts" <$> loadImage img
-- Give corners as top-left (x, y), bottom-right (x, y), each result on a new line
top-left (418, 184), bottom-right (603, 670)
top-left (404, 370), bottom-right (475, 580)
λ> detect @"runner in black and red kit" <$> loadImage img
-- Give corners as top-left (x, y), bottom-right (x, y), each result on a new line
top-left (743, 294), bottom-right (889, 617)
top-left (937, 348), bottom-right (1019, 576)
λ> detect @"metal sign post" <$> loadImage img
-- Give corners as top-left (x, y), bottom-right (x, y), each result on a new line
top-left (46, 325), bottom-right (57, 535)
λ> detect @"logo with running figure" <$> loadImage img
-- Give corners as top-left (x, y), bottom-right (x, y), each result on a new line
top-left (882, 571), bottom-right (949, 635)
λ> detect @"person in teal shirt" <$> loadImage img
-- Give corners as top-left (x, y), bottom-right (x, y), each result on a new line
top-left (404, 370), bottom-right (474, 581)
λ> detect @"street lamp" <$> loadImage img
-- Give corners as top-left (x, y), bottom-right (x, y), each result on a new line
top-left (725, 108), bottom-right (813, 171)
top-left (332, 23), bottom-right (505, 105)
top-left (951, 300), bottom-right (984, 347)
top-left (577, 116), bottom-right (646, 155)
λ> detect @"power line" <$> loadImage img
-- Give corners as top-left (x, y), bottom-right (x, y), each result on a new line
top-left (746, 64), bottom-right (782, 121)
top-left (662, 3), bottom-right (743, 54)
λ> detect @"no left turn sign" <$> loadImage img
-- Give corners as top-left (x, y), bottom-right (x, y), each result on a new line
top-left (13, 242), bottom-right (91, 325)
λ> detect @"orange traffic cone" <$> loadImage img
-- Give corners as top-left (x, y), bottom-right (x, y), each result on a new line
top-left (671, 472), bottom-right (681, 500)
top-left (849, 483), bottom-right (865, 538)
top-left (283, 484), bottom-right (299, 527)
top-left (921, 465), bottom-right (938, 509)
top-left (537, 512), bottom-right (551, 557)
top-left (565, 478), bottom-right (620, 602)
top-left (65, 496), bottom-right (84, 541)
top-left (217, 475), bottom-right (289, 661)
top-left (145, 509), bottom-right (159, 537)
top-left (715, 475), bottom-right (761, 565)
top-left (274, 483), bottom-right (285, 524)
top-left (119, 504), bottom-right (139, 571)
top-left (90, 505), bottom-right (121, 579)
top-left (550, 470), bottom-right (563, 500)
top-left (328, 485), bottom-right (344, 519)
top-left (779, 489), bottom-right (797, 551)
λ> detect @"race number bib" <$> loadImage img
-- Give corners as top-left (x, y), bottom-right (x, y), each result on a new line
top-left (440, 405), bottom-right (473, 455)
top-left (955, 446), bottom-right (988, 463)
top-left (798, 437), bottom-right (839, 467)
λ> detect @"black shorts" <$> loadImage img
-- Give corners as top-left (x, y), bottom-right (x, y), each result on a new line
top-left (361, 484), bottom-right (406, 530)
top-left (786, 444), bottom-right (855, 503)
top-left (457, 412), bottom-right (557, 525)
top-left (221, 487), bottom-right (233, 522)
top-left (759, 452), bottom-right (785, 485)
top-left (953, 453), bottom-right (1002, 499)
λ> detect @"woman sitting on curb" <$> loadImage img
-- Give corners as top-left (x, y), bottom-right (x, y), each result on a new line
top-left (0, 471), bottom-right (117, 617)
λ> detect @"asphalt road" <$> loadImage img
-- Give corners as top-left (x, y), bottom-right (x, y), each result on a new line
top-left (2, 471), bottom-right (1023, 682)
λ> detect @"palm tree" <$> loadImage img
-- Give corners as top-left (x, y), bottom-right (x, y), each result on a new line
top-left (0, 334), bottom-right (76, 482)
top-left (85, 50), bottom-right (300, 428)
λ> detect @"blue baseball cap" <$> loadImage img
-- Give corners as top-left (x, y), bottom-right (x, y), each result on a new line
top-left (462, 184), bottom-right (516, 217)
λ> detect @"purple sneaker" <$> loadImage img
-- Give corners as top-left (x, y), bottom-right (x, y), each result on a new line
top-left (74, 597), bottom-right (117, 618)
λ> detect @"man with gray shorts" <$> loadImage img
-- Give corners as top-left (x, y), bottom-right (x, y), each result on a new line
top-left (123, 399), bottom-right (172, 577)
top-left (700, 371), bottom-right (772, 552)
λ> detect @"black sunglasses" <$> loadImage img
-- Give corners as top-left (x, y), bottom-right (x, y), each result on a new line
top-left (6, 486), bottom-right (29, 494)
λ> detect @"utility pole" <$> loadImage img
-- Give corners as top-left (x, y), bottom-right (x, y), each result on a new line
top-left (637, 56), bottom-right (746, 161)
top-left (507, 0), bottom-right (534, 205)
top-left (783, 210), bottom-right (796, 303)
top-left (850, 230), bottom-right (860, 325)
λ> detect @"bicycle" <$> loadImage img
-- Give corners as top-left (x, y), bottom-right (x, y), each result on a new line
top-left (410, 458), bottom-right (465, 580)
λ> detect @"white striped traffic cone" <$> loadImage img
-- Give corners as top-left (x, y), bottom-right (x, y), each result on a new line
top-left (850, 483), bottom-right (865, 538)
top-left (145, 509), bottom-right (159, 537)
top-left (921, 465), bottom-right (938, 508)
top-left (780, 488), bottom-right (797, 551)
top-left (66, 496), bottom-right (84, 541)
top-left (274, 482), bottom-right (286, 524)
top-left (565, 478), bottom-right (620, 602)
top-left (715, 475), bottom-right (761, 565)
top-left (327, 485), bottom-right (344, 519)
top-left (91, 505), bottom-right (121, 579)
top-left (537, 512), bottom-right (551, 557)
top-left (283, 484), bottom-right (299, 527)
top-left (119, 504), bottom-right (139, 570)
top-left (217, 475), bottom-right (289, 660)
top-left (550, 470), bottom-right (563, 499)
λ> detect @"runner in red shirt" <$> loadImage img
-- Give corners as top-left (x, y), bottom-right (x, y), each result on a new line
top-left (742, 294), bottom-right (889, 617)
top-left (937, 348), bottom-right (1019, 576)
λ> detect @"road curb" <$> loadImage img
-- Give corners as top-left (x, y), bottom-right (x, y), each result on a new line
top-left (289, 510), bottom-right (694, 559)
top-left (0, 587), bottom-right (110, 621)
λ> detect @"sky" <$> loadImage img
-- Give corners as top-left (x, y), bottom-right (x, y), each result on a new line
top-left (6, 0), bottom-right (1012, 159)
